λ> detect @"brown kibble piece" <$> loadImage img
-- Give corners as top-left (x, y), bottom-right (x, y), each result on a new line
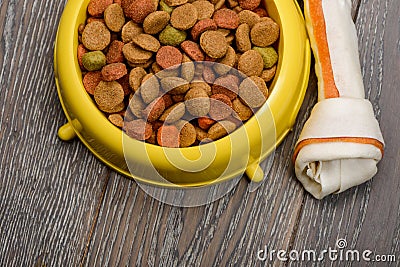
top-left (159, 102), bottom-right (186, 123)
top-left (214, 46), bottom-right (236, 75)
top-left (191, 81), bottom-right (212, 96)
top-left (209, 94), bottom-right (233, 120)
top-left (172, 94), bottom-right (185, 103)
top-left (104, 3), bottom-right (125, 32)
top-left (198, 117), bottom-right (215, 130)
top-left (192, 0), bottom-right (215, 20)
top-left (88, 0), bottom-right (113, 17)
top-left (83, 71), bottom-right (103, 95)
top-left (129, 67), bottom-right (147, 92)
top-left (108, 113), bottom-right (124, 127)
top-left (164, 0), bottom-right (188, 6)
top-left (106, 40), bottom-right (125, 63)
top-left (200, 31), bottom-right (228, 59)
top-left (191, 19), bottom-right (218, 41)
top-left (176, 121), bottom-right (197, 147)
top-left (184, 86), bottom-right (210, 117)
top-left (171, 3), bottom-right (198, 30)
top-left (250, 18), bottom-right (280, 47)
top-left (253, 7), bottom-right (268, 17)
top-left (260, 65), bottom-right (277, 82)
top-left (157, 125), bottom-right (180, 147)
top-left (143, 11), bottom-right (170, 34)
top-left (140, 74), bottom-right (160, 103)
top-left (207, 120), bottom-right (237, 140)
top-left (132, 34), bottom-right (161, 52)
top-left (238, 50), bottom-right (264, 77)
top-left (101, 63), bottom-right (127, 81)
top-left (124, 119), bottom-right (153, 140)
top-left (124, 0), bottom-right (157, 23)
top-left (162, 94), bottom-right (174, 108)
top-left (121, 21), bottom-right (143, 43)
top-left (128, 93), bottom-right (146, 118)
top-left (142, 97), bottom-right (165, 122)
top-left (117, 74), bottom-right (131, 96)
top-left (94, 81), bottom-right (125, 112)
top-left (238, 10), bottom-right (260, 28)
top-left (232, 98), bottom-right (253, 121)
top-left (239, 76), bottom-right (268, 108)
top-left (195, 126), bottom-right (209, 142)
top-left (238, 0), bottom-right (261, 10)
top-left (181, 41), bottom-right (205, 61)
top-left (160, 77), bottom-right (190, 95)
top-left (235, 23), bottom-right (251, 52)
top-left (212, 75), bottom-right (240, 100)
top-left (156, 46), bottom-right (183, 69)
top-left (202, 66), bottom-right (216, 84)
top-left (213, 8), bottom-right (240, 30)
top-left (123, 42), bottom-right (153, 64)
top-left (82, 21), bottom-right (111, 51)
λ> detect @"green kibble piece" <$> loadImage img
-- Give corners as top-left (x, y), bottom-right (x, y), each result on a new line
top-left (159, 25), bottom-right (187, 46)
top-left (82, 51), bottom-right (106, 71)
top-left (253, 46), bottom-right (278, 69)
top-left (159, 0), bottom-right (174, 14)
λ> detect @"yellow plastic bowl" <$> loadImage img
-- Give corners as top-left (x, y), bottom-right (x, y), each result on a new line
top-left (54, 0), bottom-right (310, 187)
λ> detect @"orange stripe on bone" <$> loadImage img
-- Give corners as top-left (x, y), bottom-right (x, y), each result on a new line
top-left (309, 0), bottom-right (340, 99)
top-left (293, 137), bottom-right (384, 162)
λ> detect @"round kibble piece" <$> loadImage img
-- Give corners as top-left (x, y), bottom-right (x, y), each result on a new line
top-left (164, 0), bottom-right (188, 6)
top-left (159, 25), bottom-right (187, 46)
top-left (82, 21), bottom-right (111, 51)
top-left (132, 34), bottom-right (161, 52)
top-left (232, 98), bottom-right (253, 121)
top-left (238, 50), bottom-right (264, 77)
top-left (198, 116), bottom-right (215, 130)
top-left (238, 10), bottom-right (260, 28)
top-left (250, 18), bottom-right (280, 47)
top-left (104, 3), bottom-right (125, 32)
top-left (191, 81), bottom-right (212, 96)
top-left (156, 46), bottom-right (183, 69)
top-left (208, 120), bottom-right (237, 140)
top-left (106, 40), bottom-right (125, 63)
top-left (239, 76), bottom-right (268, 108)
top-left (121, 21), bottom-right (143, 43)
top-left (143, 11), bottom-right (170, 34)
top-left (99, 101), bottom-right (125, 113)
top-left (142, 97), bottom-right (166, 122)
top-left (253, 46), bottom-right (278, 68)
top-left (238, 0), bottom-right (261, 10)
top-left (94, 81), bottom-right (125, 111)
top-left (214, 46), bottom-right (236, 75)
top-left (124, 0), bottom-right (157, 23)
top-left (161, 77), bottom-right (190, 95)
top-left (101, 63), bottom-right (128, 81)
top-left (88, 0), bottom-right (113, 17)
top-left (108, 113), bottom-right (124, 128)
top-left (209, 94), bottom-right (233, 120)
top-left (129, 67), bottom-right (147, 92)
top-left (184, 86), bottom-right (210, 117)
top-left (123, 42), bottom-right (153, 64)
top-left (160, 102), bottom-right (186, 123)
top-left (200, 31), bottom-right (229, 59)
top-left (192, 0), bottom-right (214, 20)
top-left (212, 75), bottom-right (240, 100)
top-left (213, 8), bottom-right (240, 30)
top-left (181, 55), bottom-right (195, 82)
top-left (235, 23), bottom-right (251, 52)
top-left (82, 51), bottom-right (107, 71)
top-left (181, 41), bottom-right (205, 61)
top-left (260, 65), bottom-right (277, 82)
top-left (171, 3), bottom-right (198, 30)
top-left (83, 71), bottom-right (103, 95)
top-left (177, 121), bottom-right (197, 147)
top-left (129, 93), bottom-right (146, 118)
top-left (124, 119), bottom-right (153, 140)
top-left (140, 74), bottom-right (160, 103)
top-left (195, 126), bottom-right (209, 142)
top-left (157, 125), bottom-right (180, 148)
top-left (191, 19), bottom-right (218, 41)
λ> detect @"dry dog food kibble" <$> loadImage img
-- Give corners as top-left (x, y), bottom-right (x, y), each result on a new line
top-left (78, 0), bottom-right (280, 147)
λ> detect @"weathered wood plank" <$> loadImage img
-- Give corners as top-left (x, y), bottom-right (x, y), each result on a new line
top-left (0, 0), bottom-right (110, 265)
top-left (289, 0), bottom-right (400, 266)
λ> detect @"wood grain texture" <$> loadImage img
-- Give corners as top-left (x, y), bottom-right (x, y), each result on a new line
top-left (0, 0), bottom-right (110, 265)
top-left (289, 0), bottom-right (400, 266)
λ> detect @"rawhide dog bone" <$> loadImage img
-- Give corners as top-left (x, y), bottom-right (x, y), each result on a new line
top-left (294, 0), bottom-right (385, 199)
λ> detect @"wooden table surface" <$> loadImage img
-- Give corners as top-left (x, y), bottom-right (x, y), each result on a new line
top-left (1, 0), bottom-right (399, 266)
